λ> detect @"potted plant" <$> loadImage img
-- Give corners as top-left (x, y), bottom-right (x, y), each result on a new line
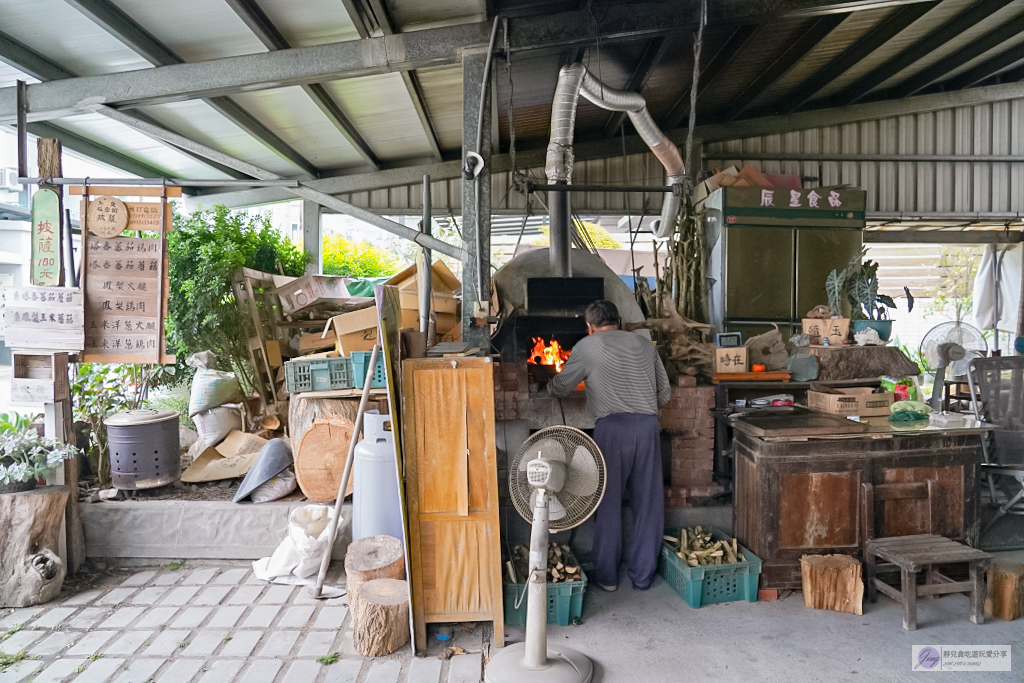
top-left (0, 412), bottom-right (78, 494)
top-left (843, 255), bottom-right (914, 342)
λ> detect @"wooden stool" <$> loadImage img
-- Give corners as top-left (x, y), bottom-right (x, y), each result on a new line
top-left (861, 479), bottom-right (992, 630)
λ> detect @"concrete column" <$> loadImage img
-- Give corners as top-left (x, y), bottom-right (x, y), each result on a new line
top-left (302, 199), bottom-right (321, 274)
top-left (461, 48), bottom-right (491, 347)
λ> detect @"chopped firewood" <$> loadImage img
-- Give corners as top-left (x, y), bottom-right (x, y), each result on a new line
top-left (259, 415), bottom-right (281, 430)
top-left (511, 542), bottom-right (582, 584)
top-left (671, 526), bottom-right (745, 566)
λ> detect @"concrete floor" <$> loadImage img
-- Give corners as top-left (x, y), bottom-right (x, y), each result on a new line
top-left (503, 557), bottom-right (1023, 683)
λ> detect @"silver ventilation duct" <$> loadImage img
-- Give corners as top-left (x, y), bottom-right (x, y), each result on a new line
top-left (544, 63), bottom-right (684, 241)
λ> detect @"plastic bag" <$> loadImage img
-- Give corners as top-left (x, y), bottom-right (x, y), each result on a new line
top-left (880, 376), bottom-right (918, 402)
top-left (250, 468), bottom-right (298, 504)
top-left (192, 404), bottom-right (242, 447)
top-left (189, 369), bottom-right (243, 417)
top-left (252, 504), bottom-right (337, 581)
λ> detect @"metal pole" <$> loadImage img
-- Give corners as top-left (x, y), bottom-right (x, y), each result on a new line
top-left (310, 343), bottom-right (380, 599)
top-left (420, 175), bottom-right (432, 337)
top-left (16, 80), bottom-right (27, 184)
top-left (16, 177), bottom-right (302, 188)
top-left (523, 490), bottom-right (550, 668)
top-left (549, 183), bottom-right (571, 277)
top-left (64, 208), bottom-right (77, 287)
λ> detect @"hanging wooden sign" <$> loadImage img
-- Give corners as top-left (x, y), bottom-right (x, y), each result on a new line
top-left (1, 286), bottom-right (84, 351)
top-left (87, 195), bottom-right (129, 237)
top-left (81, 190), bottom-right (174, 364)
top-left (30, 188), bottom-right (61, 286)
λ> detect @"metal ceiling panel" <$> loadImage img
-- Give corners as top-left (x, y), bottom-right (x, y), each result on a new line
top-left (415, 65), bottom-right (463, 151)
top-left (53, 111), bottom-right (232, 179)
top-left (0, 62), bottom-right (35, 89)
top-left (323, 74), bottom-right (435, 161)
top-left (875, 4), bottom-right (1024, 90)
top-left (386, 0), bottom-right (485, 30)
top-left (219, 86), bottom-right (366, 170)
top-left (811, 0), bottom-right (974, 100)
top-left (940, 29), bottom-right (1024, 81)
top-left (745, 7), bottom-right (892, 112)
top-left (109, 0), bottom-right (268, 61)
top-left (704, 96), bottom-right (1024, 216)
top-left (258, 0), bottom-right (362, 46)
top-left (135, 100), bottom-right (300, 177)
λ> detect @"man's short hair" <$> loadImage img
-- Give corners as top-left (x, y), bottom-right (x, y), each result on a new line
top-left (585, 300), bottom-right (620, 328)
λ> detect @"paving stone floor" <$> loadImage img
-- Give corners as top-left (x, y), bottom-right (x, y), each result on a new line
top-left (0, 563), bottom-right (486, 683)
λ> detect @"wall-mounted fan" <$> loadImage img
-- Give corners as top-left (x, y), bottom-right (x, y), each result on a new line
top-left (486, 427), bottom-right (606, 683)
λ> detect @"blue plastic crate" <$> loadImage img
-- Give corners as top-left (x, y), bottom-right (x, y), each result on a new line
top-left (658, 527), bottom-right (761, 608)
top-left (503, 571), bottom-right (587, 627)
top-left (351, 350), bottom-right (387, 389)
top-left (284, 357), bottom-right (353, 394)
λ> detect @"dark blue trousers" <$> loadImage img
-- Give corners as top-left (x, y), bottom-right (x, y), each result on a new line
top-left (592, 412), bottom-right (663, 590)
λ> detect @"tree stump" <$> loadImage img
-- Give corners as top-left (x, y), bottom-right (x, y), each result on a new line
top-left (986, 560), bottom-right (1024, 621)
top-left (289, 396), bottom-right (386, 502)
top-left (0, 486), bottom-right (70, 607)
top-left (345, 534), bottom-right (405, 617)
top-left (800, 554), bottom-right (864, 615)
top-left (808, 345), bottom-right (920, 382)
top-left (353, 578), bottom-right (410, 657)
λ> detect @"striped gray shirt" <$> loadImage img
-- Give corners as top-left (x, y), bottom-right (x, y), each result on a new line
top-left (548, 329), bottom-right (671, 419)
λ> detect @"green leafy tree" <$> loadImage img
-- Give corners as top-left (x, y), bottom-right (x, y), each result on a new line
top-left (534, 221), bottom-right (622, 250)
top-left (167, 206), bottom-right (306, 390)
top-left (925, 246), bottom-right (981, 324)
top-left (321, 235), bottom-right (400, 277)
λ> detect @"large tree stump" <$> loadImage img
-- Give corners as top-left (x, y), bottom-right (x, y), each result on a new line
top-left (288, 396), bottom-right (387, 502)
top-left (0, 486), bottom-right (70, 607)
top-left (345, 534), bottom-right (405, 617)
top-left (808, 345), bottom-right (920, 381)
top-left (353, 578), bottom-right (410, 657)
top-left (800, 554), bottom-right (864, 615)
top-left (986, 561), bottom-right (1024, 621)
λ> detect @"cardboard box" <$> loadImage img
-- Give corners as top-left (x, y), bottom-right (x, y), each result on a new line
top-left (322, 306), bottom-right (383, 355)
top-left (714, 346), bottom-right (748, 373)
top-left (181, 430), bottom-right (268, 483)
top-left (385, 260), bottom-right (461, 329)
top-left (274, 274), bottom-right (352, 314)
top-left (802, 318), bottom-right (850, 345)
top-left (807, 386), bottom-right (895, 417)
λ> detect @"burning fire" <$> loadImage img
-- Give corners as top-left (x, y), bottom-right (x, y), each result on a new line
top-left (527, 337), bottom-right (570, 373)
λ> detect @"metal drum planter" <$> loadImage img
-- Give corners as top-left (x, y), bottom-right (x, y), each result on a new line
top-left (105, 409), bottom-right (180, 490)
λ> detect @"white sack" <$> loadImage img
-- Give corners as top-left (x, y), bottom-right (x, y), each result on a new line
top-left (973, 244), bottom-right (1021, 333)
top-left (189, 368), bottom-right (243, 417)
top-left (252, 504), bottom-right (337, 582)
top-left (250, 468), bottom-right (298, 504)
top-left (192, 404), bottom-right (242, 448)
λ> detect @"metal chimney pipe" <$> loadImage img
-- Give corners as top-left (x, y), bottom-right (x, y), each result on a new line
top-left (549, 183), bottom-right (571, 277)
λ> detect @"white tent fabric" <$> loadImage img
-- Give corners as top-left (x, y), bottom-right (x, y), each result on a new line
top-left (973, 244), bottom-right (1022, 333)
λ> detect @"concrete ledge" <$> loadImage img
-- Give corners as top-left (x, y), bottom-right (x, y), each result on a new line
top-left (81, 500), bottom-right (351, 560)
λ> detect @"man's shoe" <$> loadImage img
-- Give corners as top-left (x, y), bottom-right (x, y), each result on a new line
top-left (596, 583), bottom-right (618, 592)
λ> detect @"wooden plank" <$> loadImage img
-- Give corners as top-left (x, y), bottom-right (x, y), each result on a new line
top-left (917, 580), bottom-right (974, 596)
top-left (712, 371), bottom-right (791, 383)
top-left (2, 287), bottom-right (84, 351)
top-left (883, 466), bottom-right (963, 538)
top-left (69, 185), bottom-right (183, 197)
top-left (779, 471), bottom-right (860, 548)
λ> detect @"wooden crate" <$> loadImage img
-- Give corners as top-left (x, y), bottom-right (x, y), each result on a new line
top-left (12, 352), bottom-right (69, 404)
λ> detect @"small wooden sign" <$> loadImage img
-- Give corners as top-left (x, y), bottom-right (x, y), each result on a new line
top-left (30, 188), bottom-right (61, 286)
top-left (1, 286), bottom-right (84, 351)
top-left (87, 195), bottom-right (129, 237)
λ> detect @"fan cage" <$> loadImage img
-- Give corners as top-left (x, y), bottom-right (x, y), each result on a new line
top-left (509, 425), bottom-right (606, 530)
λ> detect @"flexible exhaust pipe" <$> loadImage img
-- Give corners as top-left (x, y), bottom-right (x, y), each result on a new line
top-left (545, 63), bottom-right (683, 240)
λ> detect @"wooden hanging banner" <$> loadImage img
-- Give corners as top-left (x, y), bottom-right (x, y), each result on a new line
top-left (1, 286), bottom-right (84, 351)
top-left (86, 195), bottom-right (129, 237)
top-left (30, 189), bottom-right (61, 286)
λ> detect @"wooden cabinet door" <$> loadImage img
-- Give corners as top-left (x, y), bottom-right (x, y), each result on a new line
top-left (402, 357), bottom-right (503, 650)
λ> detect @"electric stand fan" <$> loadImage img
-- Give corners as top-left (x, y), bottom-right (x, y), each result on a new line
top-left (920, 321), bottom-right (988, 411)
top-left (486, 426), bottom-right (607, 683)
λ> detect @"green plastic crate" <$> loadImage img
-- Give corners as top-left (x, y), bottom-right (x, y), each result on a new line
top-left (658, 526), bottom-right (761, 608)
top-left (503, 571), bottom-right (587, 628)
top-left (351, 350), bottom-right (387, 389)
top-left (284, 357), bottom-right (354, 394)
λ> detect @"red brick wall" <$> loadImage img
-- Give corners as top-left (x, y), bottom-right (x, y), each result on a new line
top-left (660, 376), bottom-right (722, 507)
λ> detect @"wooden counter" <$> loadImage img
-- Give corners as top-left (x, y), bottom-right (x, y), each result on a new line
top-left (732, 414), bottom-right (989, 590)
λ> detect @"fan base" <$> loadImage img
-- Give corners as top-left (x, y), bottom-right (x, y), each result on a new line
top-left (485, 643), bottom-right (594, 683)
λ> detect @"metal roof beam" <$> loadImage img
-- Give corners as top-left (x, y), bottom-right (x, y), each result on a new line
top-left (829, 0), bottom-right (1014, 106)
top-left (771, 1), bottom-right (939, 113)
top-left (191, 78), bottom-right (1024, 209)
top-left (942, 41), bottom-right (1024, 91)
top-left (63, 0), bottom-right (319, 178)
top-left (224, 0), bottom-right (381, 169)
top-left (886, 12), bottom-right (1024, 98)
top-left (722, 13), bottom-right (848, 121)
top-left (2, 0), bottom-right (929, 123)
top-left (659, 25), bottom-right (759, 130)
top-left (602, 36), bottom-right (670, 138)
top-left (23, 121), bottom-right (170, 179)
top-left (0, 28), bottom-right (246, 180)
top-left (364, 0), bottom-right (444, 161)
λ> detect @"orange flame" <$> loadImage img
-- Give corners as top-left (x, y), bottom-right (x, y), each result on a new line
top-left (527, 337), bottom-right (570, 373)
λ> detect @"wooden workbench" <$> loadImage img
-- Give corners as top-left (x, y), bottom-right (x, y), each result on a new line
top-left (731, 413), bottom-right (990, 590)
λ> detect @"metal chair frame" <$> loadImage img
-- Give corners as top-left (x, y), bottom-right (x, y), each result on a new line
top-left (967, 356), bottom-right (1024, 537)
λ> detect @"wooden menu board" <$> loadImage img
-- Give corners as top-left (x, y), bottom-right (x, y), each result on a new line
top-left (80, 194), bottom-right (174, 364)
